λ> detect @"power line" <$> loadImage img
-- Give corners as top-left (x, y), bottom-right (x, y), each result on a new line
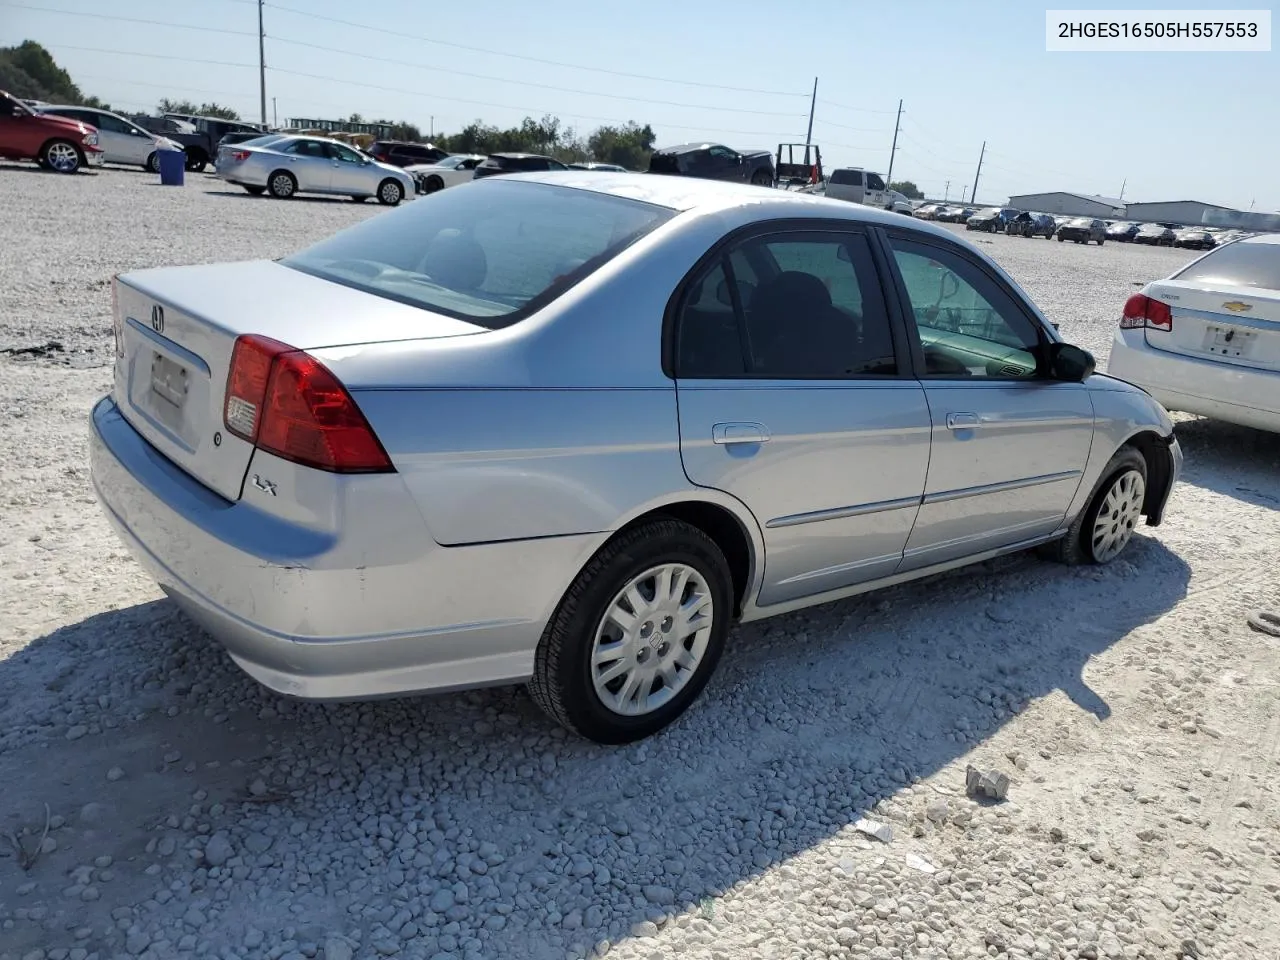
top-left (264, 1), bottom-right (808, 99)
top-left (814, 116), bottom-right (892, 134)
top-left (266, 65), bottom-right (804, 139)
top-left (269, 37), bottom-right (809, 119)
top-left (0, 1), bottom-right (257, 37)
top-left (815, 98), bottom-right (897, 115)
top-left (47, 43), bottom-right (259, 70)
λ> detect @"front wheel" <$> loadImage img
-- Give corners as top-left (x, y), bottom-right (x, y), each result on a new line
top-left (145, 152), bottom-right (161, 173)
top-left (423, 175), bottom-right (444, 194)
top-left (41, 139), bottom-right (83, 173)
top-left (529, 519), bottom-right (733, 743)
top-left (1043, 447), bottom-right (1147, 566)
top-left (377, 179), bottom-right (404, 206)
top-left (1097, 238), bottom-right (1104, 245)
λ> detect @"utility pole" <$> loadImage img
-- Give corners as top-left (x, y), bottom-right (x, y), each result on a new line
top-left (430, 116), bottom-right (434, 138)
top-left (803, 77), bottom-right (818, 166)
top-left (272, 97), bottom-right (277, 129)
top-left (885, 98), bottom-right (903, 186)
top-left (257, 0), bottom-right (267, 126)
top-left (962, 185), bottom-right (969, 202)
top-left (971, 141), bottom-right (986, 206)
top-left (1119, 177), bottom-right (1126, 202)
top-left (944, 180), bottom-right (951, 201)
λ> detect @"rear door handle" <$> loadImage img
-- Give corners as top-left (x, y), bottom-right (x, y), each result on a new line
top-left (712, 422), bottom-right (771, 445)
top-left (946, 412), bottom-right (980, 430)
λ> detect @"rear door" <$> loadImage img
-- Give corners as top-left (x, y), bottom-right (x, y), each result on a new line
top-left (281, 139), bottom-right (331, 191)
top-left (674, 224), bottom-right (930, 606)
top-left (883, 232), bottom-right (1094, 570)
top-left (1142, 242), bottom-right (1280, 373)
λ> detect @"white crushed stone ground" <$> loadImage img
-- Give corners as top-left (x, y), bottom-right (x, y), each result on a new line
top-left (1, 164), bottom-right (1278, 960)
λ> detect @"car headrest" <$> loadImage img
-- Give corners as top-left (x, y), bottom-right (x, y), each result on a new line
top-left (424, 230), bottom-right (487, 290)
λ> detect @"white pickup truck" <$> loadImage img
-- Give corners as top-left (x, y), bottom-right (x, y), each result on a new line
top-left (824, 167), bottom-right (911, 212)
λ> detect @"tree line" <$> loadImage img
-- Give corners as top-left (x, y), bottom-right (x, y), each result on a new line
top-left (3, 41), bottom-right (659, 170)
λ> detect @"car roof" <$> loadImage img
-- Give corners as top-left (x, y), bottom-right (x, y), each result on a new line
top-left (1240, 233), bottom-right (1280, 245)
top-left (481, 172), bottom-right (963, 235)
top-left (488, 152), bottom-right (551, 160)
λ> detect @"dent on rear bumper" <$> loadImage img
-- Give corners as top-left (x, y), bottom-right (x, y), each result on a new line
top-left (89, 397), bottom-right (602, 699)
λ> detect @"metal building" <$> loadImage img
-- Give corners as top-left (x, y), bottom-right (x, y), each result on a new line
top-left (1124, 200), bottom-right (1251, 228)
top-left (1006, 192), bottom-right (1124, 217)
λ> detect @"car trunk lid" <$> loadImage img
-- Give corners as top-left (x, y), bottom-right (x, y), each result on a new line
top-left (1142, 279), bottom-right (1280, 373)
top-left (112, 259), bottom-right (483, 501)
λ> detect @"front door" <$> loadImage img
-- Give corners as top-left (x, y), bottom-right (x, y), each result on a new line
top-left (673, 226), bottom-right (930, 606)
top-left (883, 234), bottom-right (1095, 570)
top-left (327, 142), bottom-right (371, 194)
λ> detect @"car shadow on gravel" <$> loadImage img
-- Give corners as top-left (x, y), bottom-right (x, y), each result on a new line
top-left (1170, 416), bottom-right (1280, 509)
top-left (204, 189), bottom-right (369, 205)
top-left (0, 537), bottom-right (1190, 959)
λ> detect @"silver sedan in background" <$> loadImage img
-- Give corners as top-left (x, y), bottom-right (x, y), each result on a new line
top-left (215, 134), bottom-right (414, 204)
top-left (91, 174), bottom-right (1180, 744)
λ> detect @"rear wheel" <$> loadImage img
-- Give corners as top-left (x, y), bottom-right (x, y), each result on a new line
top-left (377, 178), bottom-right (404, 206)
top-left (529, 519), bottom-right (733, 743)
top-left (184, 150), bottom-right (207, 172)
top-left (1043, 447), bottom-right (1147, 566)
top-left (750, 169), bottom-right (773, 187)
top-left (268, 170), bottom-right (296, 199)
top-left (41, 139), bottom-right (83, 174)
top-left (1058, 235), bottom-right (1064, 241)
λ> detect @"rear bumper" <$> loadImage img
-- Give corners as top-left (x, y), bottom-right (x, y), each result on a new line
top-left (1108, 330), bottom-right (1280, 433)
top-left (90, 397), bottom-right (599, 699)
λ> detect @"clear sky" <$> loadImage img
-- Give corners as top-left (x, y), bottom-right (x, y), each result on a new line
top-left (2, 0), bottom-right (1275, 209)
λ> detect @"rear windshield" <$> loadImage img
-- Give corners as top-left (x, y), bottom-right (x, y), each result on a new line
top-left (829, 169), bottom-right (863, 186)
top-left (648, 153), bottom-right (681, 174)
top-left (1173, 242), bottom-right (1280, 290)
top-left (282, 180), bottom-right (674, 329)
top-left (238, 134), bottom-right (285, 148)
top-left (1068, 218), bottom-right (1091, 227)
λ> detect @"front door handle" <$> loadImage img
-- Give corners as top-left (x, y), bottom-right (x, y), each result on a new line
top-left (946, 412), bottom-right (980, 430)
top-left (712, 422), bottom-right (771, 445)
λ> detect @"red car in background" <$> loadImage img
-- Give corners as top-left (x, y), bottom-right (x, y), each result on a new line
top-left (0, 89), bottom-right (104, 173)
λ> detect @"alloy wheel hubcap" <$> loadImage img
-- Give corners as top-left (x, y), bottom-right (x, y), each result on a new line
top-left (382, 184), bottom-right (399, 202)
top-left (48, 143), bottom-right (77, 171)
top-left (1092, 469), bottom-right (1145, 562)
top-left (273, 175), bottom-right (293, 196)
top-left (590, 563), bottom-right (714, 717)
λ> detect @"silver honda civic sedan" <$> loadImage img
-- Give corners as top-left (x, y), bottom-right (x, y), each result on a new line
top-left (91, 174), bottom-right (1181, 743)
top-left (215, 134), bottom-right (414, 205)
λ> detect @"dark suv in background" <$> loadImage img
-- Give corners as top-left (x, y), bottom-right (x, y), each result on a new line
top-left (368, 140), bottom-right (448, 167)
top-left (472, 153), bottom-right (569, 179)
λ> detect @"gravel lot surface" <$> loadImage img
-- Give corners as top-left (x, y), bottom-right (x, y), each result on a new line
top-left (2, 165), bottom-right (1279, 960)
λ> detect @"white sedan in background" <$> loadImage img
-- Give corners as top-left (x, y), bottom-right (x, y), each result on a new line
top-left (38, 104), bottom-right (181, 172)
top-left (405, 154), bottom-right (486, 194)
top-left (1108, 234), bottom-right (1280, 433)
top-left (215, 135), bottom-right (414, 204)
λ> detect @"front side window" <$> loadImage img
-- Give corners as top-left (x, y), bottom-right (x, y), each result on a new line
top-left (676, 231), bottom-right (897, 379)
top-left (328, 143), bottom-right (364, 164)
top-left (708, 146), bottom-right (737, 160)
top-left (94, 113), bottom-right (131, 134)
top-left (283, 180), bottom-right (673, 328)
top-left (889, 238), bottom-right (1042, 379)
top-left (866, 173), bottom-right (886, 191)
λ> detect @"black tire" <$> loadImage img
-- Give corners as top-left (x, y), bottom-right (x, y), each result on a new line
top-left (377, 178), bottom-right (404, 206)
top-left (267, 170), bottom-right (297, 199)
top-left (145, 152), bottom-right (161, 173)
top-left (243, 185), bottom-right (265, 196)
top-left (184, 150), bottom-right (208, 173)
top-left (750, 169), bottom-right (773, 188)
top-left (1042, 447), bottom-right (1147, 566)
top-left (1097, 238), bottom-right (1104, 246)
top-left (423, 174), bottom-right (444, 194)
top-left (41, 139), bottom-right (83, 174)
top-left (1058, 235), bottom-right (1064, 242)
top-left (528, 519), bottom-right (734, 744)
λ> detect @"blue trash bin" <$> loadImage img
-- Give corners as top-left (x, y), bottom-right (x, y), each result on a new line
top-left (158, 148), bottom-right (185, 187)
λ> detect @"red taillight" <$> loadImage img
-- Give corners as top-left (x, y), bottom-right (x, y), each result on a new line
top-left (231, 150), bottom-right (250, 162)
top-left (1121, 293), bottom-right (1172, 332)
top-left (223, 335), bottom-right (393, 474)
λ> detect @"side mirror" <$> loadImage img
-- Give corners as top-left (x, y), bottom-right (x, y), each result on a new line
top-left (1049, 342), bottom-right (1095, 382)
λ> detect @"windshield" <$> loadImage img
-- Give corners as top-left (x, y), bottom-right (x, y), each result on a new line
top-left (283, 180), bottom-right (674, 329)
top-left (1068, 218), bottom-right (1091, 227)
top-left (978, 207), bottom-right (1001, 216)
top-left (1174, 242), bottom-right (1280, 290)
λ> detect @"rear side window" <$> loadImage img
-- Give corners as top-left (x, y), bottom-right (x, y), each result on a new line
top-left (283, 180), bottom-right (674, 329)
top-left (1174, 242), bottom-right (1280, 290)
top-left (676, 231), bottom-right (898, 379)
top-left (830, 169), bottom-right (863, 186)
top-left (649, 153), bottom-right (681, 174)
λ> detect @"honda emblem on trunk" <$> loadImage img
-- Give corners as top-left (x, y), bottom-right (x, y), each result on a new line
top-left (150, 304), bottom-right (165, 333)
